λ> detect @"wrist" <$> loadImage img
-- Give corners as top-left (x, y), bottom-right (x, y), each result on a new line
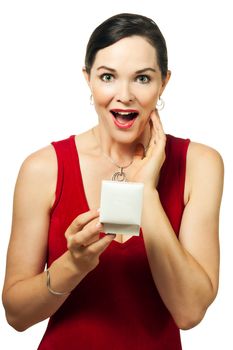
top-left (48, 252), bottom-right (87, 294)
top-left (62, 250), bottom-right (88, 278)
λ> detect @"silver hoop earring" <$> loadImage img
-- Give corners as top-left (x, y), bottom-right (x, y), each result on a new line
top-left (90, 94), bottom-right (94, 105)
top-left (156, 97), bottom-right (165, 111)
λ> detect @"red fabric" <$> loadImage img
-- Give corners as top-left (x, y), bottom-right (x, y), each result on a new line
top-left (38, 134), bottom-right (190, 350)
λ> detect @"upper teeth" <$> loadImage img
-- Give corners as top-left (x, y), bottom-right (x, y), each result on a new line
top-left (115, 111), bottom-right (134, 115)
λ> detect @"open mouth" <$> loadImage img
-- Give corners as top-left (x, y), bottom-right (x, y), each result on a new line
top-left (110, 110), bottom-right (139, 124)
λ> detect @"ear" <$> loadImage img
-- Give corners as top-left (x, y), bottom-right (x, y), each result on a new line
top-left (82, 66), bottom-right (91, 88)
top-left (159, 70), bottom-right (171, 96)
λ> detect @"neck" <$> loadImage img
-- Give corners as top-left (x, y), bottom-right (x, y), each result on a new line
top-left (92, 124), bottom-right (151, 165)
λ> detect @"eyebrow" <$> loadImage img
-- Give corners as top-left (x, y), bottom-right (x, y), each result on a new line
top-left (97, 66), bottom-right (156, 74)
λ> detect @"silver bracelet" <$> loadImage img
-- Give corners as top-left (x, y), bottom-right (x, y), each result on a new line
top-left (46, 268), bottom-right (71, 296)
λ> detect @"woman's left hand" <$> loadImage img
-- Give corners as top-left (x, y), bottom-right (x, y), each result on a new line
top-left (129, 109), bottom-right (166, 189)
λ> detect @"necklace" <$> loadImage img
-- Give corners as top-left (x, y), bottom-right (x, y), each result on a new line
top-left (92, 127), bottom-right (151, 182)
top-left (103, 152), bottom-right (133, 182)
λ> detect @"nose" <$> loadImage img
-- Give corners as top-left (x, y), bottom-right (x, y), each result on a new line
top-left (115, 81), bottom-right (134, 104)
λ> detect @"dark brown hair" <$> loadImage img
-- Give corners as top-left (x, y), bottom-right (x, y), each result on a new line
top-left (84, 13), bottom-right (168, 80)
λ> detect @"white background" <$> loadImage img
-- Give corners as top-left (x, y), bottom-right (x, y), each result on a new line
top-left (0, 0), bottom-right (232, 349)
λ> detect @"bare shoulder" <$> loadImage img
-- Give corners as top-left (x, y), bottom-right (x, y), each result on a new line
top-left (20, 144), bottom-right (57, 177)
top-left (186, 141), bottom-right (224, 200)
top-left (187, 141), bottom-right (224, 177)
top-left (187, 141), bottom-right (223, 163)
top-left (16, 144), bottom-right (57, 209)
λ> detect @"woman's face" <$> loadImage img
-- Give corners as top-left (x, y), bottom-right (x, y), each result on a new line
top-left (83, 35), bottom-right (170, 143)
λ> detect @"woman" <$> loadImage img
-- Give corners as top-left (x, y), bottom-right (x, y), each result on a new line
top-left (2, 13), bottom-right (224, 349)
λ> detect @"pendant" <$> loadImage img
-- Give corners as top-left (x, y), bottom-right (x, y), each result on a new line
top-left (112, 168), bottom-right (127, 182)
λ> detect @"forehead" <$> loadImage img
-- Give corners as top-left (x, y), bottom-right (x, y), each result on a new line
top-left (92, 36), bottom-right (158, 70)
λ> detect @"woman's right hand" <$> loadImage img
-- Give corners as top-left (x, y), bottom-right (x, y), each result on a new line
top-left (65, 209), bottom-right (115, 275)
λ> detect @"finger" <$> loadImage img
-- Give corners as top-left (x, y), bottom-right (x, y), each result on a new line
top-left (65, 209), bottom-right (99, 238)
top-left (154, 114), bottom-right (166, 147)
top-left (87, 234), bottom-right (116, 255)
top-left (154, 110), bottom-right (165, 136)
top-left (146, 110), bottom-right (166, 158)
top-left (133, 143), bottom-right (145, 160)
top-left (68, 220), bottom-right (103, 249)
top-left (145, 110), bottom-right (157, 157)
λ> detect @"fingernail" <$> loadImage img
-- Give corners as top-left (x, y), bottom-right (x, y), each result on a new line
top-left (97, 208), bottom-right (101, 213)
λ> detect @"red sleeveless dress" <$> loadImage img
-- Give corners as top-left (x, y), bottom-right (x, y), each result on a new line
top-left (38, 134), bottom-right (190, 350)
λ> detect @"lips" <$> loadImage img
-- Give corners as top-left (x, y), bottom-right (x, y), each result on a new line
top-left (110, 109), bottom-right (139, 129)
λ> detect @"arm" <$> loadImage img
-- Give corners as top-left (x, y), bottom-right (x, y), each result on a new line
top-left (2, 146), bottom-right (114, 331)
top-left (141, 142), bottom-right (224, 330)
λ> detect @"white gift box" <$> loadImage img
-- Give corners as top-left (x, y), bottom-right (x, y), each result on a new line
top-left (99, 180), bottom-right (144, 236)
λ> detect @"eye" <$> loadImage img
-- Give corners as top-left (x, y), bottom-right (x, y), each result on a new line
top-left (136, 75), bottom-right (151, 84)
top-left (100, 73), bottom-right (114, 82)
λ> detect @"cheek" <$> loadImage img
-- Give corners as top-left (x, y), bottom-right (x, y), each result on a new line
top-left (133, 83), bottom-right (160, 106)
top-left (138, 91), bottom-right (159, 108)
top-left (92, 84), bottom-right (114, 105)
